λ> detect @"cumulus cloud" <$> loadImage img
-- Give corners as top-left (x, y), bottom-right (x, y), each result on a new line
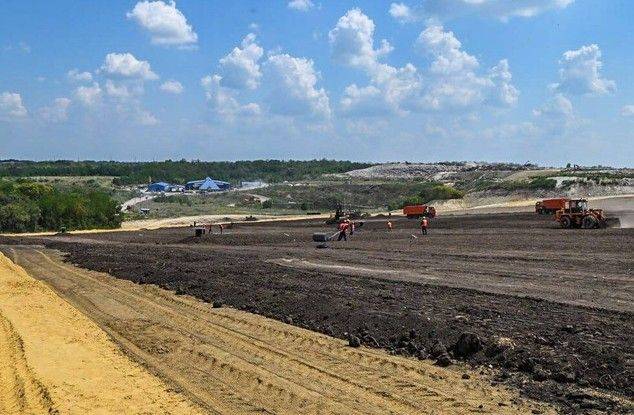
top-left (487, 59), bottom-right (519, 106)
top-left (218, 33), bottom-right (263, 90)
top-left (264, 54), bottom-right (331, 119)
top-left (329, 9), bottom-right (419, 116)
top-left (127, 1), bottom-right (197, 47)
top-left (422, 0), bottom-right (575, 21)
top-left (104, 80), bottom-right (135, 99)
top-left (74, 82), bottom-right (102, 106)
top-left (160, 80), bottom-right (184, 94)
top-left (416, 24), bottom-right (518, 109)
top-left (67, 69), bottom-right (93, 83)
top-left (201, 75), bottom-right (261, 119)
top-left (533, 93), bottom-right (575, 133)
top-left (100, 53), bottom-right (159, 80)
top-left (38, 97), bottom-right (71, 123)
top-left (329, 11), bottom-right (517, 117)
top-left (328, 9), bottom-right (393, 72)
top-left (287, 0), bottom-right (314, 12)
top-left (621, 105), bottom-right (634, 117)
top-left (0, 92), bottom-right (28, 120)
top-left (389, 3), bottom-right (421, 23)
top-left (552, 44), bottom-right (615, 96)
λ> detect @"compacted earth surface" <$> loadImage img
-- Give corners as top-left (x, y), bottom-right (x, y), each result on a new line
top-left (3, 212), bottom-right (632, 413)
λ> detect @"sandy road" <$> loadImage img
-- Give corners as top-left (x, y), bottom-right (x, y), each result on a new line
top-left (3, 245), bottom-right (551, 415)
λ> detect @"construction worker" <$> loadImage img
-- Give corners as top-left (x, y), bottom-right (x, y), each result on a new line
top-left (337, 220), bottom-right (348, 241)
top-left (420, 216), bottom-right (429, 235)
top-left (218, 223), bottom-right (224, 234)
top-left (387, 220), bottom-right (393, 231)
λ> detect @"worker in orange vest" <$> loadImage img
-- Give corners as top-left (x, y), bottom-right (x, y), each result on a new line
top-left (420, 216), bottom-right (429, 235)
top-left (337, 220), bottom-right (349, 241)
top-left (387, 220), bottom-right (393, 231)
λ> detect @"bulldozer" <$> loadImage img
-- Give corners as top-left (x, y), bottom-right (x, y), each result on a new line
top-left (554, 199), bottom-right (607, 229)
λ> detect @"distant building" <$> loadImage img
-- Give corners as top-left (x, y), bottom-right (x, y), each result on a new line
top-left (147, 182), bottom-right (171, 192)
top-left (185, 177), bottom-right (231, 191)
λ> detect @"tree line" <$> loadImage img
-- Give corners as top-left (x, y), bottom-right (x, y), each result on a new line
top-left (0, 180), bottom-right (122, 233)
top-left (0, 159), bottom-right (373, 185)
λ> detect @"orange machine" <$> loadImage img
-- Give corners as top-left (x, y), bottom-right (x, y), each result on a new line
top-left (403, 205), bottom-right (436, 219)
top-left (554, 199), bottom-right (607, 229)
top-left (535, 198), bottom-right (569, 214)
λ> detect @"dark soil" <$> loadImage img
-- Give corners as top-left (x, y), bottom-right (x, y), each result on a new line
top-left (6, 212), bottom-right (633, 413)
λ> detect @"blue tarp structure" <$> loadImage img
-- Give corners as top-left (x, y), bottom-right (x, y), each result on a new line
top-left (147, 182), bottom-right (170, 192)
top-left (199, 178), bottom-right (220, 191)
top-left (185, 177), bottom-right (231, 191)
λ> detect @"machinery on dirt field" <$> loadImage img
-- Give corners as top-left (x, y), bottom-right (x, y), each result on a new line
top-left (535, 198), bottom-right (569, 215)
top-left (403, 204), bottom-right (436, 219)
top-left (554, 199), bottom-right (607, 229)
top-left (326, 204), bottom-right (363, 224)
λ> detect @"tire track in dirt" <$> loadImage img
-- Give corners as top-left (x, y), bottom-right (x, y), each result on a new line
top-left (0, 248), bottom-right (206, 415)
top-left (0, 314), bottom-right (56, 415)
top-left (9, 245), bottom-right (552, 415)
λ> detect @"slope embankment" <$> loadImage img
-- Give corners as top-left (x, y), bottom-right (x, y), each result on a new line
top-left (0, 250), bottom-right (204, 414)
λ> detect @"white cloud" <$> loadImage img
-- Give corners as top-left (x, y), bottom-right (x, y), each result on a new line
top-left (328, 9), bottom-right (393, 72)
top-left (487, 59), bottom-right (519, 106)
top-left (552, 44), bottom-right (615, 96)
top-left (201, 75), bottom-right (261, 119)
top-left (330, 12), bottom-right (518, 117)
top-left (422, 0), bottom-right (575, 21)
top-left (341, 84), bottom-right (390, 116)
top-left (389, 3), bottom-right (420, 23)
top-left (127, 1), bottom-right (197, 47)
top-left (100, 53), bottom-right (159, 80)
top-left (67, 69), bottom-right (93, 83)
top-left (288, 0), bottom-right (314, 12)
top-left (416, 24), bottom-right (478, 75)
top-left (160, 80), bottom-right (184, 94)
top-left (0, 92), bottom-right (28, 120)
top-left (416, 24), bottom-right (517, 110)
top-left (329, 9), bottom-right (418, 116)
top-left (621, 105), bottom-right (634, 117)
top-left (264, 54), bottom-right (331, 119)
top-left (534, 94), bottom-right (573, 118)
top-left (218, 33), bottom-right (263, 90)
top-left (104, 80), bottom-right (134, 99)
top-left (136, 110), bottom-right (159, 125)
top-left (38, 97), bottom-right (71, 123)
top-left (74, 82), bottom-right (102, 106)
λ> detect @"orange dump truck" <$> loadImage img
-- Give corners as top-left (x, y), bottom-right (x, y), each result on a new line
top-left (403, 205), bottom-right (436, 218)
top-left (535, 198), bottom-right (569, 214)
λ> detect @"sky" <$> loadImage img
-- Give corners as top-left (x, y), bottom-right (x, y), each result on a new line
top-left (0, 0), bottom-right (632, 166)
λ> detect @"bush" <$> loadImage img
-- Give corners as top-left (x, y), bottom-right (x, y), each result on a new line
top-left (261, 200), bottom-right (272, 209)
top-left (0, 179), bottom-right (122, 233)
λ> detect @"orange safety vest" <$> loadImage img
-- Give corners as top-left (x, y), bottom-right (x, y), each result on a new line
top-left (421, 219), bottom-right (428, 228)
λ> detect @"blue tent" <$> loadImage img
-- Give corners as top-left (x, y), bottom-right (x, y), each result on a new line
top-left (198, 177), bottom-right (220, 191)
top-left (185, 177), bottom-right (231, 191)
top-left (147, 182), bottom-right (170, 192)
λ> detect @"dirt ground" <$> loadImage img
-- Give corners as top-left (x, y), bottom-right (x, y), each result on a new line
top-left (0, 246), bottom-right (546, 415)
top-left (0, 250), bottom-right (203, 414)
top-left (2, 211), bottom-right (632, 413)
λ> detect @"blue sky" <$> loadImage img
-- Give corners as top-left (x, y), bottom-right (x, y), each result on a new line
top-left (1, 0), bottom-right (632, 166)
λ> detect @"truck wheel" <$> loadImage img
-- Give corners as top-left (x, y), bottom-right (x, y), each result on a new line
top-left (560, 217), bottom-right (572, 229)
top-left (582, 216), bottom-right (598, 229)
